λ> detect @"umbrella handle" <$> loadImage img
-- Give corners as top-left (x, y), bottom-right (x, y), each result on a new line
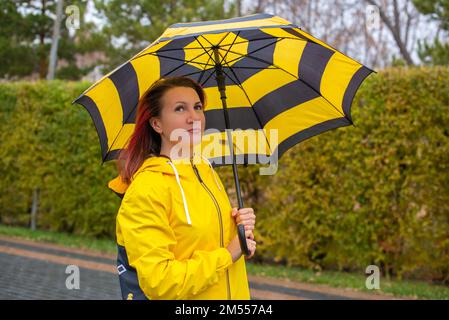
top-left (237, 206), bottom-right (250, 256)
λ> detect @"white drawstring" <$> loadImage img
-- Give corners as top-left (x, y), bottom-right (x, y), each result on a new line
top-left (201, 155), bottom-right (222, 191)
top-left (167, 161), bottom-right (192, 225)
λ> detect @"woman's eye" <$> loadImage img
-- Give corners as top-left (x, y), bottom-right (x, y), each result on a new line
top-left (195, 105), bottom-right (203, 110)
top-left (175, 105), bottom-right (184, 112)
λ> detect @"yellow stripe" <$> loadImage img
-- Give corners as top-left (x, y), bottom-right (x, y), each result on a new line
top-left (109, 123), bottom-right (135, 152)
top-left (241, 68), bottom-right (295, 105)
top-left (262, 28), bottom-right (306, 77)
top-left (264, 97), bottom-right (343, 146)
top-left (130, 54), bottom-right (161, 99)
top-left (85, 78), bottom-right (124, 150)
top-left (204, 86), bottom-right (251, 109)
top-left (320, 52), bottom-right (363, 112)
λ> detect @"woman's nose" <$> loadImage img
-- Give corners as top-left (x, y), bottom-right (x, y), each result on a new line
top-left (187, 108), bottom-right (201, 123)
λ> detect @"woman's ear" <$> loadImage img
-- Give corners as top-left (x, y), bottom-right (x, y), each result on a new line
top-left (149, 117), bottom-right (162, 134)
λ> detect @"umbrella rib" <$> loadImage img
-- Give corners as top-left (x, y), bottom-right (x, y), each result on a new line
top-left (200, 66), bottom-right (217, 86)
top-left (194, 36), bottom-right (216, 66)
top-left (159, 50), bottom-right (213, 77)
top-left (192, 36), bottom-right (219, 87)
top-left (200, 32), bottom-right (231, 49)
top-left (224, 38), bottom-right (284, 66)
top-left (219, 31), bottom-right (241, 66)
top-left (197, 53), bottom-right (213, 84)
top-left (193, 35), bottom-right (224, 87)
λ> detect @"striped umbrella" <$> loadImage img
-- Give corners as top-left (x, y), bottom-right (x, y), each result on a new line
top-left (73, 13), bottom-right (374, 255)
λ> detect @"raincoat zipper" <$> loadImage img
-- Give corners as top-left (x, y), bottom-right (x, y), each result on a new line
top-left (191, 160), bottom-right (231, 300)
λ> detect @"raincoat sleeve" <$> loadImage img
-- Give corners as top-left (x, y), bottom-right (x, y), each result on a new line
top-left (117, 175), bottom-right (233, 300)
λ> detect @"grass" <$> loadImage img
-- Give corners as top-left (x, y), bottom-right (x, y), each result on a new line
top-left (0, 224), bottom-right (116, 254)
top-left (1, 224), bottom-right (448, 299)
top-left (246, 262), bottom-right (449, 300)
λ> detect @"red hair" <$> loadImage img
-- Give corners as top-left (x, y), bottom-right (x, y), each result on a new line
top-left (117, 76), bottom-right (206, 184)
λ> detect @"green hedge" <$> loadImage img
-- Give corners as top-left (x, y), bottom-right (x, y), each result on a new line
top-left (0, 81), bottom-right (120, 237)
top-left (219, 66), bottom-right (449, 282)
top-left (0, 67), bottom-right (448, 282)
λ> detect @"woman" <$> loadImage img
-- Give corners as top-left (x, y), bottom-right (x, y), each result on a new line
top-left (108, 76), bottom-right (256, 300)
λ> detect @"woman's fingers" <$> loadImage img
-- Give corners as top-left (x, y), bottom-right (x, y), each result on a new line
top-left (245, 238), bottom-right (256, 259)
top-left (245, 230), bottom-right (254, 240)
top-left (232, 207), bottom-right (256, 225)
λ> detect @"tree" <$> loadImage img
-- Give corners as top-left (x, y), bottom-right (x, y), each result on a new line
top-left (413, 0), bottom-right (449, 65)
top-left (364, 0), bottom-right (421, 66)
top-left (93, 0), bottom-right (236, 71)
top-left (0, 1), bottom-right (38, 78)
top-left (0, 0), bottom-right (109, 80)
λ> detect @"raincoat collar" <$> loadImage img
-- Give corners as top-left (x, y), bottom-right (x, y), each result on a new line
top-left (107, 153), bottom-right (218, 197)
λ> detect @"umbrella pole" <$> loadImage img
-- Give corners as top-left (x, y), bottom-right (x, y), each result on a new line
top-left (213, 47), bottom-right (250, 256)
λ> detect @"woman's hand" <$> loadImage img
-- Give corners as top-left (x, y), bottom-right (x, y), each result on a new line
top-left (226, 235), bottom-right (257, 262)
top-left (231, 207), bottom-right (256, 240)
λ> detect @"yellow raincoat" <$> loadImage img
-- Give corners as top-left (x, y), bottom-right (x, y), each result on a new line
top-left (108, 154), bottom-right (250, 300)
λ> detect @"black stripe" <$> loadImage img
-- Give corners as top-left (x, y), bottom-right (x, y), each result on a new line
top-left (169, 13), bottom-right (275, 28)
top-left (298, 41), bottom-right (334, 94)
top-left (103, 148), bottom-right (121, 163)
top-left (342, 66), bottom-right (373, 122)
top-left (205, 107), bottom-right (260, 131)
top-left (278, 27), bottom-right (310, 42)
top-left (156, 37), bottom-right (202, 78)
top-left (74, 95), bottom-right (109, 162)
top-left (108, 62), bottom-right (140, 125)
top-left (253, 79), bottom-right (320, 126)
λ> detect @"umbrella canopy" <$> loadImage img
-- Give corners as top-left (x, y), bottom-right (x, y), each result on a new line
top-left (73, 13), bottom-right (374, 255)
top-left (73, 13), bottom-right (373, 165)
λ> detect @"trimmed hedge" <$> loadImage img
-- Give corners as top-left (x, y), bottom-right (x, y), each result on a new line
top-left (0, 67), bottom-right (448, 281)
top-left (0, 81), bottom-right (120, 237)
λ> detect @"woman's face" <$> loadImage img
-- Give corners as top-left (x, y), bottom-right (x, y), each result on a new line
top-left (150, 86), bottom-right (205, 152)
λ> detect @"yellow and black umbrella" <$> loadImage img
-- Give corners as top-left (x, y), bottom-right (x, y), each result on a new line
top-left (73, 13), bottom-right (374, 255)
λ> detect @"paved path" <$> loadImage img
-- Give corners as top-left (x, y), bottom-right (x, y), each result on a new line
top-left (0, 236), bottom-right (400, 300)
